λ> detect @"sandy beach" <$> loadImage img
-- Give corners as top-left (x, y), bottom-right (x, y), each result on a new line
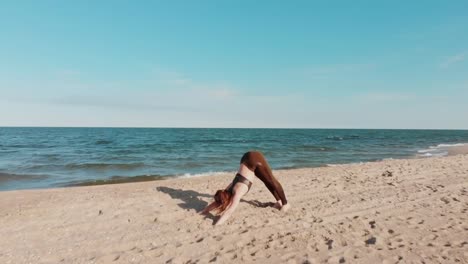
top-left (1, 154), bottom-right (467, 264)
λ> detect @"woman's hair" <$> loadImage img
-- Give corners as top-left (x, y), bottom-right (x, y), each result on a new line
top-left (213, 189), bottom-right (232, 215)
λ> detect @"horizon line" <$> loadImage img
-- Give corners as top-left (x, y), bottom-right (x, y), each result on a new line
top-left (0, 126), bottom-right (467, 131)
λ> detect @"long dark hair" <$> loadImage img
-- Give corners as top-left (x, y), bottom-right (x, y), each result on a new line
top-left (213, 189), bottom-right (232, 215)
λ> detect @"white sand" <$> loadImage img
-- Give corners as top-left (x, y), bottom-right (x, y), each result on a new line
top-left (1, 155), bottom-right (467, 264)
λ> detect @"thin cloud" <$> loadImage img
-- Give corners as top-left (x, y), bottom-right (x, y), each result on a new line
top-left (149, 67), bottom-right (238, 100)
top-left (299, 63), bottom-right (376, 79)
top-left (354, 92), bottom-right (413, 103)
top-left (4, 67), bottom-right (241, 112)
top-left (50, 94), bottom-right (204, 112)
top-left (440, 52), bottom-right (467, 68)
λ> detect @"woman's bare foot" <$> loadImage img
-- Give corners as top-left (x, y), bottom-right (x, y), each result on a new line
top-left (280, 203), bottom-right (291, 212)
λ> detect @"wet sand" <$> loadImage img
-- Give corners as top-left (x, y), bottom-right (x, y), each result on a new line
top-left (1, 155), bottom-right (467, 263)
top-left (448, 144), bottom-right (468, 156)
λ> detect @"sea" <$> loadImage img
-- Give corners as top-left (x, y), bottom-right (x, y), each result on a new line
top-left (1, 127), bottom-right (467, 191)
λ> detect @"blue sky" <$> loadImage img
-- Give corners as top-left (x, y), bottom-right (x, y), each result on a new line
top-left (1, 1), bottom-right (467, 129)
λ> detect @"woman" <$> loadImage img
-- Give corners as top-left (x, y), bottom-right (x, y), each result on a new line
top-left (200, 151), bottom-right (290, 225)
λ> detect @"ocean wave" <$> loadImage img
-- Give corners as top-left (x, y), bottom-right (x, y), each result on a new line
top-left (110, 149), bottom-right (139, 155)
top-left (177, 171), bottom-right (232, 178)
top-left (276, 164), bottom-right (304, 170)
top-left (19, 162), bottom-right (147, 171)
top-left (4, 144), bottom-right (54, 149)
top-left (326, 161), bottom-right (365, 167)
top-left (64, 162), bottom-right (146, 170)
top-left (420, 152), bottom-right (447, 157)
top-left (417, 143), bottom-right (467, 157)
top-left (95, 140), bottom-right (113, 145)
top-left (434, 143), bottom-right (466, 148)
top-left (178, 161), bottom-right (206, 169)
top-left (0, 149), bottom-right (19, 154)
top-left (0, 172), bottom-right (48, 183)
top-left (195, 139), bottom-right (231, 143)
top-left (326, 136), bottom-right (343, 141)
top-left (65, 174), bottom-right (168, 187)
top-left (326, 135), bottom-right (360, 141)
top-left (299, 145), bottom-right (337, 151)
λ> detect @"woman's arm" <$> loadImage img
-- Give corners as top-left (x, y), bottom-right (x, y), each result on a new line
top-left (215, 192), bottom-right (242, 225)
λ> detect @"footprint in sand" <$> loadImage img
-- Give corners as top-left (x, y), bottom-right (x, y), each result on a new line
top-left (440, 197), bottom-right (451, 204)
top-left (365, 236), bottom-right (377, 246)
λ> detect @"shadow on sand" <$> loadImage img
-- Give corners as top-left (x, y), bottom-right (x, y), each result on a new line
top-left (156, 186), bottom-right (218, 222)
top-left (156, 186), bottom-right (275, 211)
top-left (241, 199), bottom-right (276, 208)
top-left (156, 187), bottom-right (276, 225)
top-left (156, 186), bottom-right (212, 212)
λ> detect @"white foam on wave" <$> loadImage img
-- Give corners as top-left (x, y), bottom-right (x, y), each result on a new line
top-left (435, 143), bottom-right (465, 148)
top-left (417, 143), bottom-right (467, 157)
top-left (326, 161), bottom-right (365, 167)
top-left (177, 171), bottom-right (234, 179)
top-left (420, 152), bottom-right (447, 157)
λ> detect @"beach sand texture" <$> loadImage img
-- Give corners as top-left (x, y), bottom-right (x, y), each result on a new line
top-left (1, 155), bottom-right (467, 264)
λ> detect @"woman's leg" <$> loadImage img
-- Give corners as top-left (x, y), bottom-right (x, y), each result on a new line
top-left (255, 165), bottom-right (288, 205)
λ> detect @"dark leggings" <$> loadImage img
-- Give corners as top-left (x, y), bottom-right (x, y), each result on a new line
top-left (240, 151), bottom-right (288, 205)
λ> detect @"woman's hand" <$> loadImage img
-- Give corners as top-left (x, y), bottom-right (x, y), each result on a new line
top-left (199, 201), bottom-right (218, 215)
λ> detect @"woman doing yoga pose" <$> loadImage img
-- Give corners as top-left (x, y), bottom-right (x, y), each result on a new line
top-left (200, 151), bottom-right (289, 225)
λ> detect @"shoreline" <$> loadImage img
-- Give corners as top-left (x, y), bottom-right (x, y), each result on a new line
top-left (2, 127), bottom-right (468, 192)
top-left (2, 152), bottom-right (468, 193)
top-left (2, 145), bottom-right (468, 192)
top-left (1, 154), bottom-right (467, 263)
